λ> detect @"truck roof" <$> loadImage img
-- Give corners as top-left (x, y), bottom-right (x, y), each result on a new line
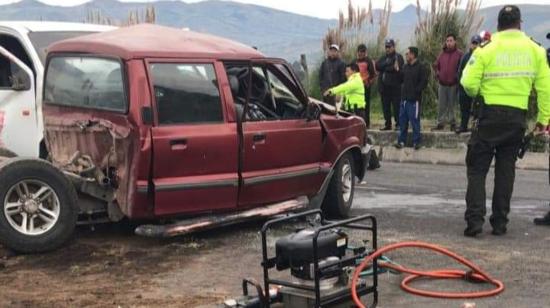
top-left (48, 23), bottom-right (264, 61)
top-left (0, 21), bottom-right (116, 33)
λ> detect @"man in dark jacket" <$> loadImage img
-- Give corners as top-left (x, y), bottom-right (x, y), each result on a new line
top-left (377, 38), bottom-right (404, 131)
top-left (455, 35), bottom-right (482, 134)
top-left (354, 44), bottom-right (377, 128)
top-left (395, 47), bottom-right (429, 150)
top-left (319, 44), bottom-right (346, 106)
top-left (432, 34), bottom-right (464, 131)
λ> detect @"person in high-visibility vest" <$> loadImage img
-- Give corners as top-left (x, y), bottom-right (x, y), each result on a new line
top-left (460, 5), bottom-right (550, 237)
top-left (533, 33), bottom-right (550, 226)
top-left (324, 63), bottom-right (366, 119)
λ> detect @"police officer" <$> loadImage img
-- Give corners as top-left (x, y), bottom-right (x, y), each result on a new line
top-left (460, 5), bottom-right (550, 237)
top-left (534, 32), bottom-right (550, 226)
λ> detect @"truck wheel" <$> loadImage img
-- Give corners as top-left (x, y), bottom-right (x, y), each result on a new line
top-left (0, 158), bottom-right (78, 253)
top-left (322, 153), bottom-right (355, 218)
top-left (0, 148), bottom-right (17, 158)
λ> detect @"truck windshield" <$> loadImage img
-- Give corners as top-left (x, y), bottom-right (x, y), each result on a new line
top-left (44, 56), bottom-right (126, 113)
top-left (28, 31), bottom-right (95, 64)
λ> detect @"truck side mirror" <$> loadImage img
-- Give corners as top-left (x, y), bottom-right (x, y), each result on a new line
top-left (305, 102), bottom-right (321, 122)
top-left (9, 73), bottom-right (31, 91)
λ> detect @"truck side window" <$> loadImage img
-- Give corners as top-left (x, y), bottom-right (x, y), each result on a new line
top-left (0, 34), bottom-right (34, 89)
top-left (150, 63), bottom-right (223, 125)
top-left (0, 56), bottom-right (12, 88)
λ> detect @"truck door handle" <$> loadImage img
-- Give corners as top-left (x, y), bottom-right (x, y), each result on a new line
top-left (253, 133), bottom-right (266, 143)
top-left (169, 138), bottom-right (188, 150)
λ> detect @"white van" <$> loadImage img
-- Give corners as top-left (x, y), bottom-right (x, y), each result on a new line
top-left (0, 22), bottom-right (115, 158)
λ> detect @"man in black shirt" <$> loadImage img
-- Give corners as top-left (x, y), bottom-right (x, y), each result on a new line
top-left (377, 38), bottom-right (405, 131)
top-left (319, 44), bottom-right (346, 106)
top-left (395, 47), bottom-right (429, 150)
top-left (456, 35), bottom-right (482, 134)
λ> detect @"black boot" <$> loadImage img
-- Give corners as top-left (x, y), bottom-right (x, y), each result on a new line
top-left (491, 226), bottom-right (507, 236)
top-left (464, 224), bottom-right (482, 237)
top-left (534, 211), bottom-right (550, 226)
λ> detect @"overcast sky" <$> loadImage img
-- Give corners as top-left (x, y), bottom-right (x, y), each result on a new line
top-left (0, 0), bottom-right (548, 19)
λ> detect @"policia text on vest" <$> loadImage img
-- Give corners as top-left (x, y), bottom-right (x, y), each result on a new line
top-left (459, 5), bottom-right (550, 237)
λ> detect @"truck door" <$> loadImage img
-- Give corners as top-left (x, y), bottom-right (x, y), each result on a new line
top-left (0, 43), bottom-right (38, 157)
top-left (148, 60), bottom-right (239, 216)
top-left (229, 60), bottom-right (325, 207)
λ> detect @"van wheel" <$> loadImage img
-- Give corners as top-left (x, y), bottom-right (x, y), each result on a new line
top-left (0, 148), bottom-right (17, 158)
top-left (321, 153), bottom-right (355, 219)
top-left (0, 158), bottom-right (78, 253)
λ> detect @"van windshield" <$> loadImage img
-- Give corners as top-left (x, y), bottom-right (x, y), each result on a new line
top-left (28, 31), bottom-right (95, 64)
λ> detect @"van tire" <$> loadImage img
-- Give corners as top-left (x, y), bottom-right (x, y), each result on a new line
top-left (0, 158), bottom-right (78, 253)
top-left (321, 153), bottom-right (355, 219)
top-left (0, 148), bottom-right (17, 158)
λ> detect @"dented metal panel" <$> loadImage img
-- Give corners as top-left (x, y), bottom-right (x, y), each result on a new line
top-left (44, 115), bottom-right (138, 216)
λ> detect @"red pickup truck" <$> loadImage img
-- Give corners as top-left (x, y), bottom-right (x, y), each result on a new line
top-left (0, 24), bottom-right (370, 253)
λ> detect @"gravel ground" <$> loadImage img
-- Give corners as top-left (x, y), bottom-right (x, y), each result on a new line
top-left (1, 162), bottom-right (549, 308)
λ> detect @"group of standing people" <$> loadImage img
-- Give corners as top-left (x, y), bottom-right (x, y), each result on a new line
top-left (320, 39), bottom-right (428, 149)
top-left (319, 29), bottom-right (497, 150)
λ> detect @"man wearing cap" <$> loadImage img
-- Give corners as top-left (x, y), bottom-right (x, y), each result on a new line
top-left (319, 44), bottom-right (347, 106)
top-left (456, 35), bottom-right (482, 134)
top-left (460, 5), bottom-right (550, 237)
top-left (354, 44), bottom-right (377, 128)
top-left (376, 38), bottom-right (404, 131)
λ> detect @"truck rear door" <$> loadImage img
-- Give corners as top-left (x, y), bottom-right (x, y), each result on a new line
top-left (148, 60), bottom-right (239, 216)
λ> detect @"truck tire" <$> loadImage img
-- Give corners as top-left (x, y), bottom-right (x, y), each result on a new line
top-left (0, 158), bottom-right (78, 253)
top-left (0, 148), bottom-right (17, 158)
top-left (321, 152), bottom-right (355, 218)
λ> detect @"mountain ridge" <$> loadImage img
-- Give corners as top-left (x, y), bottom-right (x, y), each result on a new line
top-left (0, 0), bottom-right (548, 61)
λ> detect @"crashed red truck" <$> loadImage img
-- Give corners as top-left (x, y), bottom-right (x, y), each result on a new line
top-left (0, 24), bottom-right (373, 253)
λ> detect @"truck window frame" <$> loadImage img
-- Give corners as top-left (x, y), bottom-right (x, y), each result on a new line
top-left (43, 53), bottom-right (129, 114)
top-left (144, 58), bottom-right (227, 127)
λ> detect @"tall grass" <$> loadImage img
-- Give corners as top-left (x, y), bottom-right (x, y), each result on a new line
top-left (414, 0), bottom-right (483, 117)
top-left (309, 0), bottom-right (392, 100)
top-left (85, 6), bottom-right (156, 26)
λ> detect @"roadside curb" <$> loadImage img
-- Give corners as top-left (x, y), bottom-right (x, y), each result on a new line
top-left (378, 146), bottom-right (549, 171)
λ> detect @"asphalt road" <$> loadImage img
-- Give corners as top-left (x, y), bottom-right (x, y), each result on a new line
top-left (354, 162), bottom-right (550, 308)
top-left (0, 162), bottom-right (549, 307)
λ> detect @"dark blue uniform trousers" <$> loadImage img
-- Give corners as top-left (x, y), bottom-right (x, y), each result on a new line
top-left (398, 100), bottom-right (421, 145)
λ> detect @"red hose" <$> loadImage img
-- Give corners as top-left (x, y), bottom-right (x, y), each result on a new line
top-left (351, 241), bottom-right (505, 307)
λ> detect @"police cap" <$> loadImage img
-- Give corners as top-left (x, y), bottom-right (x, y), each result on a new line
top-left (498, 5), bottom-right (521, 29)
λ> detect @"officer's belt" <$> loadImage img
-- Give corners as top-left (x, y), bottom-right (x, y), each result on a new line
top-left (483, 104), bottom-right (527, 116)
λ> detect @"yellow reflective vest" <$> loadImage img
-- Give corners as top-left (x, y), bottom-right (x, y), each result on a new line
top-left (460, 30), bottom-right (550, 125)
top-left (329, 73), bottom-right (366, 109)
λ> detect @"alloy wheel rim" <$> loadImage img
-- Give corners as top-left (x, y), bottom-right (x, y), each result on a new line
top-left (341, 161), bottom-right (352, 203)
top-left (3, 180), bottom-right (60, 236)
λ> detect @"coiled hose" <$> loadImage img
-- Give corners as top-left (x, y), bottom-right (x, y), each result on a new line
top-left (351, 241), bottom-right (505, 307)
